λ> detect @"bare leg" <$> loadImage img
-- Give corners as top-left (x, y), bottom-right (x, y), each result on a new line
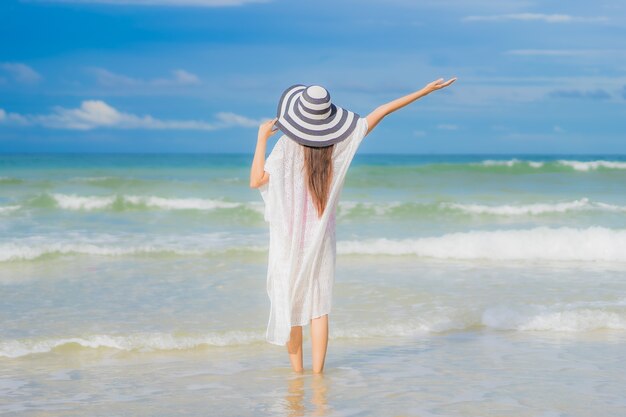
top-left (286, 325), bottom-right (303, 372)
top-left (310, 314), bottom-right (329, 373)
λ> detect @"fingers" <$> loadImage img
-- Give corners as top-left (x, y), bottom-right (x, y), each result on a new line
top-left (269, 118), bottom-right (278, 132)
top-left (429, 78), bottom-right (444, 87)
top-left (432, 77), bottom-right (457, 90)
top-left (260, 117), bottom-right (278, 128)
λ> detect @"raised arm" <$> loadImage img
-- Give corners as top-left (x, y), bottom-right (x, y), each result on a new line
top-left (250, 117), bottom-right (278, 189)
top-left (365, 77), bottom-right (457, 135)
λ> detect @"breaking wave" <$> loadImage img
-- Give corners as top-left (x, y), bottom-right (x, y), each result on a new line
top-left (3, 306), bottom-right (624, 358)
top-left (35, 193), bottom-right (259, 212)
top-left (442, 198), bottom-right (626, 216)
top-left (473, 159), bottom-right (626, 171)
top-left (0, 331), bottom-right (266, 358)
top-left (11, 193), bottom-right (624, 220)
top-left (51, 193), bottom-right (117, 211)
top-left (0, 189), bottom-right (626, 222)
top-left (338, 226), bottom-right (626, 262)
top-left (481, 307), bottom-right (626, 332)
top-left (2, 227), bottom-right (626, 263)
top-left (0, 233), bottom-right (266, 262)
top-left (556, 160), bottom-right (626, 171)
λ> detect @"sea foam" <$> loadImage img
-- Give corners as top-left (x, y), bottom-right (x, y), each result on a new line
top-left (123, 195), bottom-right (241, 210)
top-left (338, 226), bottom-right (626, 261)
top-left (442, 198), bottom-right (623, 215)
top-left (557, 160), bottom-right (626, 171)
top-left (51, 193), bottom-right (116, 211)
top-left (477, 159), bottom-right (626, 171)
top-left (0, 331), bottom-right (266, 358)
top-left (31, 193), bottom-right (626, 218)
top-left (0, 242), bottom-right (199, 262)
top-left (3, 307), bottom-right (623, 358)
top-left (0, 233), bottom-right (266, 262)
top-left (482, 307), bottom-right (626, 332)
top-left (0, 205), bottom-right (20, 214)
top-left (49, 193), bottom-right (244, 211)
top-left (2, 227), bottom-right (626, 263)
top-left (338, 198), bottom-right (626, 218)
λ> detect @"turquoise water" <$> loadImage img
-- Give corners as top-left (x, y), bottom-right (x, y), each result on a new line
top-left (1, 153), bottom-right (626, 416)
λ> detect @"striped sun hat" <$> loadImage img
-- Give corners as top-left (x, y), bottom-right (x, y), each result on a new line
top-left (275, 84), bottom-right (360, 147)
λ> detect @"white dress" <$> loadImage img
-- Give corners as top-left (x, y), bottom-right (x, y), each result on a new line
top-left (259, 117), bottom-right (369, 346)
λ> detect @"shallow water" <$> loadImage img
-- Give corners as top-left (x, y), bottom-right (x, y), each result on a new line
top-left (1, 153), bottom-right (626, 416)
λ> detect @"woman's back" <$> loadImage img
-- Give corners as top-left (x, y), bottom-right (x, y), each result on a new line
top-left (259, 117), bottom-right (369, 345)
top-left (249, 78), bottom-right (457, 371)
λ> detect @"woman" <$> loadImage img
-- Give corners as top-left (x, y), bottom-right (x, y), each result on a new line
top-left (250, 77), bottom-right (456, 373)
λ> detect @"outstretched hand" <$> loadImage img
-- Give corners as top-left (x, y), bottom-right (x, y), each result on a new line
top-left (425, 77), bottom-right (457, 94)
top-left (365, 76), bottom-right (457, 136)
top-left (258, 117), bottom-right (279, 141)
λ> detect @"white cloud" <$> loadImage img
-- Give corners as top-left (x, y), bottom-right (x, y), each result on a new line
top-left (463, 13), bottom-right (607, 23)
top-left (0, 108), bottom-right (29, 125)
top-left (413, 130), bottom-right (426, 137)
top-left (90, 68), bottom-right (137, 86)
top-left (0, 100), bottom-right (264, 131)
top-left (437, 124), bottom-right (458, 130)
top-left (90, 68), bottom-right (201, 87)
top-left (163, 69), bottom-right (199, 85)
top-left (37, 0), bottom-right (266, 6)
top-left (0, 62), bottom-right (42, 84)
top-left (214, 112), bottom-right (261, 128)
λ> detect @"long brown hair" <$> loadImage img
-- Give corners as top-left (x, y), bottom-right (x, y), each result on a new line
top-left (302, 144), bottom-right (334, 218)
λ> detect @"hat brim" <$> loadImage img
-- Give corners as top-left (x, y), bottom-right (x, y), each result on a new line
top-left (275, 84), bottom-right (360, 147)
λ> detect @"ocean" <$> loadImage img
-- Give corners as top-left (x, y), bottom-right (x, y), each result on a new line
top-left (1, 153), bottom-right (625, 416)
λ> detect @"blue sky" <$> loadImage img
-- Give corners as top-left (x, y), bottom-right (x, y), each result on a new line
top-left (0, 0), bottom-right (625, 154)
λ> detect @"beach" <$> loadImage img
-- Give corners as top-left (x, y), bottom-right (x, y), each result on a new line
top-left (1, 153), bottom-right (625, 416)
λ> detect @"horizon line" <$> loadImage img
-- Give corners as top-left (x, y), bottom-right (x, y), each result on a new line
top-left (1, 151), bottom-right (626, 156)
